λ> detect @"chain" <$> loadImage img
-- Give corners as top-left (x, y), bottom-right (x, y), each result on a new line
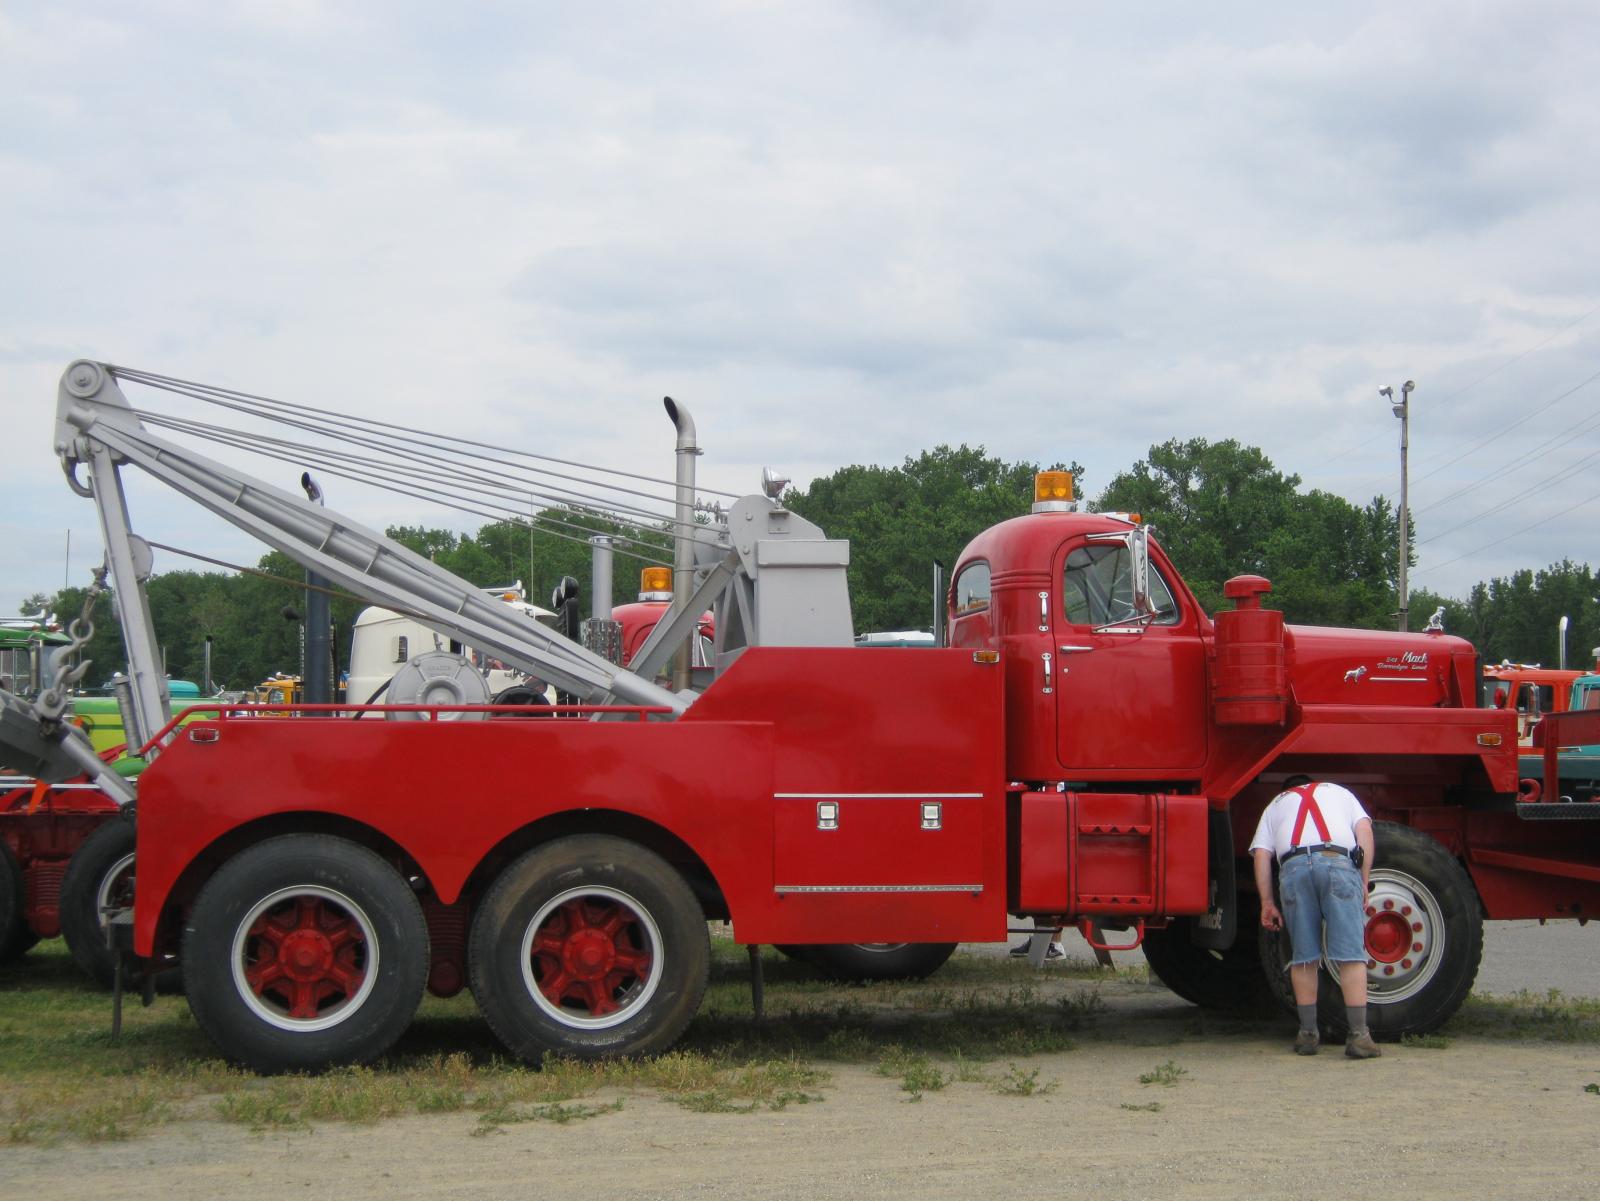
top-left (35, 564), bottom-right (108, 722)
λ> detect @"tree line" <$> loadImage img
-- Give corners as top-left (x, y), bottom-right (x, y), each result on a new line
top-left (20, 439), bottom-right (1596, 690)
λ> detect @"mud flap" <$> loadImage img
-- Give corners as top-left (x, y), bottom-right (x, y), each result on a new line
top-left (1189, 808), bottom-right (1237, 950)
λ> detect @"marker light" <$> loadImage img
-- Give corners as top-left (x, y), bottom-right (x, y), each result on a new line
top-left (640, 566), bottom-right (673, 596)
top-left (1032, 471), bottom-right (1077, 514)
top-left (1035, 471), bottom-right (1074, 503)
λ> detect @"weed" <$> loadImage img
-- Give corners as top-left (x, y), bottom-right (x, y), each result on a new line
top-left (1400, 1032), bottom-right (1450, 1050)
top-left (1138, 1060), bottom-right (1188, 1087)
top-left (1584, 1083), bottom-right (1600, 1096)
top-left (877, 1049), bottom-right (948, 1100)
top-left (473, 1099), bottom-right (624, 1135)
top-left (1056, 989), bottom-right (1106, 1030)
top-left (993, 1065), bottom-right (1058, 1097)
top-left (1120, 1101), bottom-right (1163, 1112)
top-left (1450, 991), bottom-right (1600, 1043)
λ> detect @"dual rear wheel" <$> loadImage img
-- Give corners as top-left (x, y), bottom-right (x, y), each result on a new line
top-left (181, 833), bottom-right (708, 1072)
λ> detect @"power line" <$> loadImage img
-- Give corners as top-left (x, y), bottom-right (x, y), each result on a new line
top-left (1412, 363), bottom-right (1600, 486)
top-left (1413, 488), bottom-right (1600, 577)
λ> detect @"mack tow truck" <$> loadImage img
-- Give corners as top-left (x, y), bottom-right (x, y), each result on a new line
top-left (3, 359), bottom-right (1560, 1075)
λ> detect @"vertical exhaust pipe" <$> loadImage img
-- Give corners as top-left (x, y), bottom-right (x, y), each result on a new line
top-left (663, 397), bottom-right (699, 693)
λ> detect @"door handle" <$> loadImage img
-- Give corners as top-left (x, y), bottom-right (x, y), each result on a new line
top-left (1041, 651), bottom-right (1053, 694)
top-left (1059, 644), bottom-right (1094, 654)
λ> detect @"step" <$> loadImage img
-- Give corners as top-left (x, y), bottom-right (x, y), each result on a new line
top-left (1516, 802), bottom-right (1600, 821)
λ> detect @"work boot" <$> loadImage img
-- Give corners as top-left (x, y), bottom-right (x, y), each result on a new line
top-left (1293, 1029), bottom-right (1319, 1056)
top-left (1344, 1029), bottom-right (1382, 1060)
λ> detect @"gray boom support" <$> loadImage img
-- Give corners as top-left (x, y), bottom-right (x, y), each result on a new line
top-left (53, 361), bottom-right (687, 731)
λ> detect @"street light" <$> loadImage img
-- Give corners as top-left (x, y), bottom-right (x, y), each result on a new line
top-left (1379, 381), bottom-right (1415, 632)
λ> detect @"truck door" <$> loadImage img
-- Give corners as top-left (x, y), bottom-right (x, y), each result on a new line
top-left (1052, 534), bottom-right (1207, 774)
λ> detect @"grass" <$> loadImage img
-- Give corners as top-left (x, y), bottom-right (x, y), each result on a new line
top-left (0, 935), bottom-right (1100, 1142)
top-left (7, 931), bottom-right (1595, 1143)
top-left (1446, 990), bottom-right (1600, 1043)
top-left (1137, 1060), bottom-right (1188, 1087)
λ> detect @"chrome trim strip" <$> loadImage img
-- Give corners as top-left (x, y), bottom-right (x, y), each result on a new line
top-left (774, 884), bottom-right (984, 894)
top-left (1370, 677), bottom-right (1430, 683)
top-left (774, 792), bottom-right (983, 799)
top-left (0, 779), bottom-right (104, 791)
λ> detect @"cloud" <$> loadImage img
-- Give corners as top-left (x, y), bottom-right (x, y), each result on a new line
top-left (1, 1), bottom-right (1597, 611)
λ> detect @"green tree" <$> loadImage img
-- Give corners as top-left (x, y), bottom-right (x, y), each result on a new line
top-left (785, 445), bottom-right (1081, 632)
top-left (1097, 438), bottom-right (1402, 624)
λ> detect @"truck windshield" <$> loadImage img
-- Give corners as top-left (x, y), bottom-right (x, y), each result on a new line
top-left (1063, 543), bottom-right (1179, 627)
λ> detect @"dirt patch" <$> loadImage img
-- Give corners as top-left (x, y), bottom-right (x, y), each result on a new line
top-left (4, 976), bottom-right (1597, 1201)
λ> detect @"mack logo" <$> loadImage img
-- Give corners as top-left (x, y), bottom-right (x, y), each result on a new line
top-left (1401, 651), bottom-right (1429, 665)
top-left (1344, 665), bottom-right (1367, 683)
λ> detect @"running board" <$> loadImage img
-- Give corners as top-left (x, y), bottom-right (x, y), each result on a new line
top-left (1517, 802), bottom-right (1600, 821)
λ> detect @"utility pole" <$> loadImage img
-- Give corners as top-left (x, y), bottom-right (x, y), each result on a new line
top-left (1379, 381), bottom-right (1415, 631)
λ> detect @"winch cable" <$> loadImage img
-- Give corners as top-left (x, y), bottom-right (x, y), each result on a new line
top-left (135, 390), bottom-right (703, 523)
top-left (136, 408), bottom-right (699, 542)
top-left (138, 422), bottom-right (680, 567)
top-left (108, 365), bottom-right (740, 498)
top-left (116, 385), bottom-right (713, 546)
top-left (133, 421), bottom-right (679, 574)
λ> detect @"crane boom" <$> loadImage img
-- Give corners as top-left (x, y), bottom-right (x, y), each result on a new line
top-left (53, 361), bottom-right (688, 743)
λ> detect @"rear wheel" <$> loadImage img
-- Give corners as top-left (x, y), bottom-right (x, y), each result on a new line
top-left (182, 835), bottom-right (429, 1073)
top-left (1143, 894), bottom-right (1278, 1013)
top-left (778, 942), bottom-right (957, 982)
top-left (0, 840), bottom-right (33, 965)
top-left (469, 835), bottom-right (709, 1062)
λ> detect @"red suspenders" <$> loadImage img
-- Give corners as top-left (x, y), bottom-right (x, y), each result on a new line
top-left (1288, 783), bottom-right (1331, 846)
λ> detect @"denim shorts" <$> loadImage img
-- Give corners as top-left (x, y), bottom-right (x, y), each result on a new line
top-left (1279, 853), bottom-right (1367, 965)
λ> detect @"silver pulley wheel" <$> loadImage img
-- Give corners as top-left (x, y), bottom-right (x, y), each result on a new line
top-left (386, 650), bottom-right (491, 721)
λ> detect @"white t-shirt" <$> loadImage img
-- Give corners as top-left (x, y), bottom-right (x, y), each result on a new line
top-left (1249, 781), bottom-right (1370, 860)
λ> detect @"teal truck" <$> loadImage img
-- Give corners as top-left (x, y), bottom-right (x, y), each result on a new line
top-left (1522, 667), bottom-right (1600, 804)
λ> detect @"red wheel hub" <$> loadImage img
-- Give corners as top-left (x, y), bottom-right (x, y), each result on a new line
top-left (1365, 910), bottom-right (1413, 965)
top-left (244, 895), bottom-right (367, 1020)
top-left (530, 897), bottom-right (652, 1017)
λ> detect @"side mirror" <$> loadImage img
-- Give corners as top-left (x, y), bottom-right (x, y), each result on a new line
top-left (1128, 525), bottom-right (1153, 618)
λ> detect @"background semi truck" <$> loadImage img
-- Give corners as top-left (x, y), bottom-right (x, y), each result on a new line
top-left (11, 359), bottom-right (1588, 1077)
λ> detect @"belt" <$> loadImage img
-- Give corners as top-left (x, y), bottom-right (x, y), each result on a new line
top-left (1280, 843), bottom-right (1352, 865)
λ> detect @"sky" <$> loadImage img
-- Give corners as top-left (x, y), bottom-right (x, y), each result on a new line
top-left (3, 1), bottom-right (1598, 618)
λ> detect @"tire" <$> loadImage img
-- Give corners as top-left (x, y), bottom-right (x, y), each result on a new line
top-left (0, 840), bottom-right (33, 965)
top-left (1259, 822), bottom-right (1482, 1041)
top-left (1144, 892), bottom-right (1279, 1014)
top-left (182, 835), bottom-right (430, 1074)
top-left (491, 684), bottom-right (551, 716)
top-left (60, 818), bottom-right (139, 988)
top-left (782, 942), bottom-right (958, 983)
top-left (468, 835), bottom-right (709, 1062)
top-left (58, 818), bottom-right (182, 991)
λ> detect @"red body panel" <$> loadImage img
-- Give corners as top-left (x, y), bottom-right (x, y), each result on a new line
top-left (1, 781), bottom-right (120, 937)
top-left (133, 647), bottom-right (1009, 954)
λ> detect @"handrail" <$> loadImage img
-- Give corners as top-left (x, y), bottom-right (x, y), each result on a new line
top-left (134, 702), bottom-right (675, 757)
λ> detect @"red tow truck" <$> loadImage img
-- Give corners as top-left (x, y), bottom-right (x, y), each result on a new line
top-left (9, 360), bottom-right (1566, 1075)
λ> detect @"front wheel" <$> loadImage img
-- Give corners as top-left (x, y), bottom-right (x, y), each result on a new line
top-left (182, 835), bottom-right (430, 1073)
top-left (1143, 894), bottom-right (1278, 1014)
top-left (777, 942), bottom-right (957, 982)
top-left (1259, 822), bottom-right (1482, 1040)
top-left (469, 835), bottom-right (709, 1062)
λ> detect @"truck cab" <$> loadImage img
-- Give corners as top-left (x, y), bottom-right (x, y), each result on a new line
top-left (946, 475), bottom-right (1210, 783)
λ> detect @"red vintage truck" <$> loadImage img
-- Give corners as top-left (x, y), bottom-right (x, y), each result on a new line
top-left (12, 359), bottom-right (1573, 1076)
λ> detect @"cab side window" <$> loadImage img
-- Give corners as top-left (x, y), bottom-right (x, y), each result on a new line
top-left (1062, 543), bottom-right (1180, 627)
top-left (952, 562), bottom-right (991, 616)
